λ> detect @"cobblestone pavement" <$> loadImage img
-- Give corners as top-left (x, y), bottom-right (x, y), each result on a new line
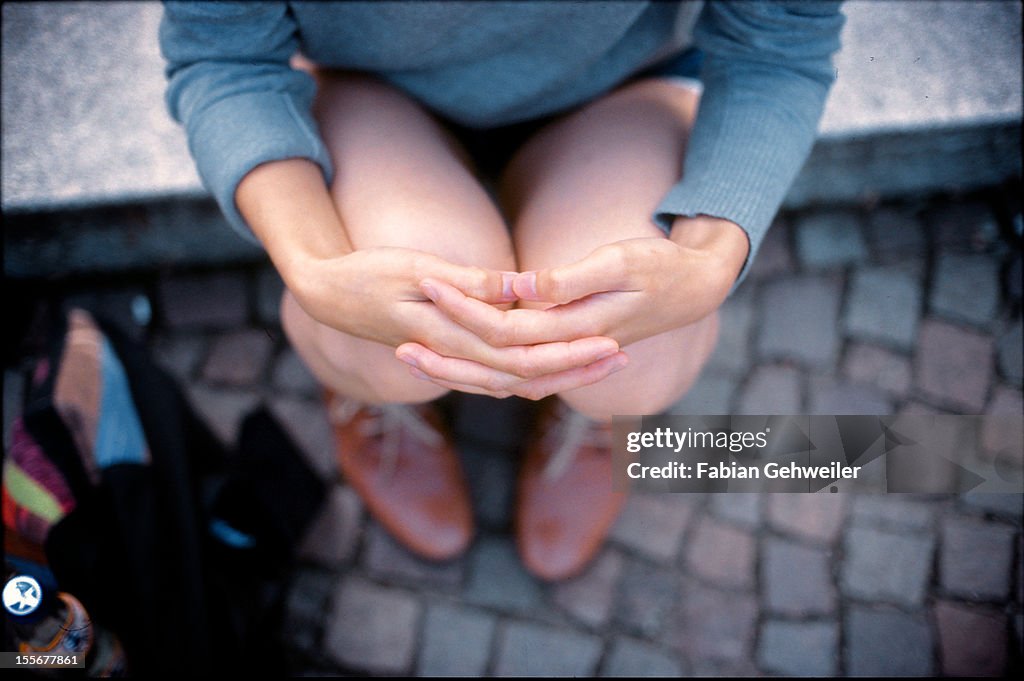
top-left (6, 190), bottom-right (1022, 676)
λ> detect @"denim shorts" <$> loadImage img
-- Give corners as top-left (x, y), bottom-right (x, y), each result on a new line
top-left (447, 47), bottom-right (704, 179)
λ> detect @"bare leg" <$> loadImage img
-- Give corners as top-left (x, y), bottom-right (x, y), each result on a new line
top-left (502, 78), bottom-right (718, 420)
top-left (281, 72), bottom-right (516, 404)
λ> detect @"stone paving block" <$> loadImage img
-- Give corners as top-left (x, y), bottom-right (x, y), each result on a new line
top-left (809, 376), bottom-right (893, 415)
top-left (185, 385), bottom-right (259, 445)
top-left (842, 342), bottom-right (912, 397)
top-left (271, 347), bottom-right (319, 396)
top-left (151, 333), bottom-right (205, 383)
top-left (666, 578), bottom-right (757, 663)
top-left (256, 266), bottom-right (285, 326)
top-left (736, 365), bottom-right (803, 415)
top-left (844, 265), bottom-right (922, 349)
top-left (616, 560), bottom-right (679, 638)
top-left (159, 271), bottom-right (248, 329)
top-left (363, 522), bottom-right (465, 588)
top-left (845, 607), bottom-right (934, 676)
top-left (460, 444), bottom-right (516, 530)
top-left (940, 516), bottom-right (1016, 601)
top-left (959, 492), bottom-right (1024, 520)
top-left (748, 217), bottom-right (794, 280)
top-left (841, 525), bottom-right (934, 607)
top-left (934, 600), bottom-right (1007, 676)
top-left (927, 201), bottom-right (1001, 253)
top-left (914, 319), bottom-right (994, 413)
top-left (298, 485), bottom-right (362, 567)
top-left (931, 253), bottom-right (1001, 328)
top-left (982, 385), bottom-right (1024, 467)
top-left (464, 536), bottom-right (543, 614)
top-left (684, 516), bottom-right (756, 590)
top-left (996, 318), bottom-right (1023, 384)
top-left (269, 397), bottom-right (337, 481)
top-left (705, 290), bottom-right (755, 376)
top-left (202, 329), bottom-right (274, 386)
top-left (609, 494), bottom-right (694, 562)
top-left (757, 276), bottom-right (842, 368)
top-left (762, 537), bottom-right (836, 616)
top-left (284, 567), bottom-right (334, 654)
top-left (601, 638), bottom-right (684, 677)
top-left (494, 621), bottom-right (602, 677)
top-left (324, 576), bottom-right (421, 674)
top-left (552, 549), bottom-right (623, 628)
top-left (669, 373), bottom-right (736, 415)
top-left (865, 205), bottom-right (927, 261)
top-left (768, 494), bottom-right (847, 544)
top-left (757, 620), bottom-right (838, 676)
top-left (708, 493), bottom-right (762, 528)
top-left (417, 603), bottom-right (496, 677)
top-left (850, 495), bottom-right (935, 532)
top-left (795, 210), bottom-right (868, 269)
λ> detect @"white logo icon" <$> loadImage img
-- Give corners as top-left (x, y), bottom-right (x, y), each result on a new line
top-left (3, 575), bottom-right (43, 616)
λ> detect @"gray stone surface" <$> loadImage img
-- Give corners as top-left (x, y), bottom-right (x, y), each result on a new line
top-left (552, 549), bottom-right (623, 628)
top-left (841, 526), bottom-right (934, 607)
top-left (849, 495), bottom-right (936, 532)
top-left (256, 267), bottom-right (285, 325)
top-left (940, 516), bottom-right (1016, 601)
top-left (669, 373), bottom-right (735, 415)
top-left (708, 493), bottom-right (762, 528)
top-left (795, 211), bottom-right (868, 269)
top-left (768, 494), bottom-right (847, 544)
top-left (324, 577), bottom-right (421, 674)
top-left (271, 347), bottom-right (320, 396)
top-left (809, 376), bottom-right (893, 415)
top-left (494, 622), bottom-right (602, 677)
top-left (757, 276), bottom-right (842, 368)
top-left (864, 206), bottom-right (927, 261)
top-left (736, 365), bottom-right (803, 414)
top-left (915, 319), bottom-right (994, 413)
top-left (762, 538), bottom-right (837, 616)
top-left (417, 604), bottom-right (496, 677)
top-left (269, 396), bottom-right (337, 480)
top-left (844, 265), bottom-right (922, 349)
top-left (757, 620), bottom-right (839, 676)
top-left (934, 600), bottom-right (1008, 676)
top-left (152, 333), bottom-right (205, 383)
top-left (602, 638), bottom-right (683, 678)
top-left (747, 218), bottom-right (794, 280)
top-left (705, 292), bottom-right (755, 376)
top-left (666, 579), bottom-right (757, 663)
top-left (363, 523), bottom-right (465, 588)
top-left (185, 385), bottom-right (259, 445)
top-left (981, 385), bottom-right (1024, 466)
top-left (160, 271), bottom-right (249, 330)
top-left (202, 329), bottom-right (274, 386)
top-left (931, 254), bottom-right (1001, 327)
top-left (609, 494), bottom-right (693, 563)
top-left (616, 560), bottom-right (679, 638)
top-left (845, 608), bottom-right (934, 676)
top-left (463, 537), bottom-right (544, 614)
top-left (298, 485), bottom-right (362, 567)
top-left (684, 516), bottom-right (756, 590)
top-left (997, 318), bottom-right (1023, 384)
top-left (842, 343), bottom-right (912, 397)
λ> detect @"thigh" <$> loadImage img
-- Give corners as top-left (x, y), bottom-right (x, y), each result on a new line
top-left (499, 78), bottom-right (713, 417)
top-left (312, 70), bottom-right (514, 269)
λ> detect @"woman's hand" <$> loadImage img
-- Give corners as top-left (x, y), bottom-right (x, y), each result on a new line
top-left (410, 217), bottom-right (748, 352)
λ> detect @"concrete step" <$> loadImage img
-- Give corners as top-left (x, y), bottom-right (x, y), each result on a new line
top-left (2, 1), bottom-right (1021, 276)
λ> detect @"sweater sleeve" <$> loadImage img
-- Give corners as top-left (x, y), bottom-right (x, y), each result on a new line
top-left (159, 1), bottom-right (333, 243)
top-left (653, 0), bottom-right (845, 286)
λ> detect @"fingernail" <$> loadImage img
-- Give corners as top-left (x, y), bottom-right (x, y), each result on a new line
top-left (397, 352), bottom-right (419, 369)
top-left (408, 366), bottom-right (430, 380)
top-left (420, 281), bottom-right (439, 302)
top-left (514, 272), bottom-right (538, 300)
top-left (501, 272), bottom-right (517, 300)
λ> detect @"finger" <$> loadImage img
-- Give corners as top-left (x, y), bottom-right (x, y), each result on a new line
top-left (421, 278), bottom-right (599, 346)
top-left (418, 256), bottom-right (518, 304)
top-left (400, 343), bottom-right (630, 401)
top-left (402, 300), bottom-right (619, 378)
top-left (513, 242), bottom-right (635, 304)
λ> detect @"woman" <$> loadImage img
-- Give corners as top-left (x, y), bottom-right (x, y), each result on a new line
top-left (160, 1), bottom-right (844, 580)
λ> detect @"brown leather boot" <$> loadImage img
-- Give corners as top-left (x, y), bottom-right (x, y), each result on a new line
top-left (516, 400), bottom-right (627, 581)
top-left (326, 391), bottom-right (473, 561)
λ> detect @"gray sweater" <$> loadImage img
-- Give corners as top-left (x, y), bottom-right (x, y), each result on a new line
top-left (160, 1), bottom-right (844, 282)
